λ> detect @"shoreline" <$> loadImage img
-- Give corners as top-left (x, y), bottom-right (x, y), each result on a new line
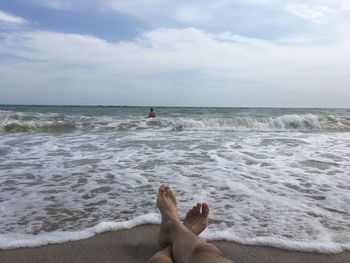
top-left (1, 224), bottom-right (349, 263)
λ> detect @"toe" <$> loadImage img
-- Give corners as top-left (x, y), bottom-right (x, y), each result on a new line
top-left (158, 184), bottom-right (166, 196)
top-left (164, 186), bottom-right (171, 196)
top-left (196, 203), bottom-right (201, 213)
top-left (189, 207), bottom-right (196, 215)
top-left (185, 210), bottom-right (191, 217)
top-left (202, 203), bottom-right (209, 216)
top-left (169, 190), bottom-right (177, 203)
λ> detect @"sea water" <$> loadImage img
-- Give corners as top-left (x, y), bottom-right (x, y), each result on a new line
top-left (0, 105), bottom-right (349, 252)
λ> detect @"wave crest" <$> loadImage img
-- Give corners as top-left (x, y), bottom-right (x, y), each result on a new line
top-left (1, 112), bottom-right (349, 132)
top-left (0, 120), bottom-right (76, 132)
top-left (165, 114), bottom-right (341, 131)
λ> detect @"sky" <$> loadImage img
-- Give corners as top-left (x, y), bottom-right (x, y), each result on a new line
top-left (0, 0), bottom-right (349, 107)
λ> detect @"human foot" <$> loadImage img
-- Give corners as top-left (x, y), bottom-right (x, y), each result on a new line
top-left (157, 185), bottom-right (181, 247)
top-left (183, 202), bottom-right (209, 235)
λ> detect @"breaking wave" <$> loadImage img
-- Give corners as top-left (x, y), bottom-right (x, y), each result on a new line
top-left (1, 111), bottom-right (350, 133)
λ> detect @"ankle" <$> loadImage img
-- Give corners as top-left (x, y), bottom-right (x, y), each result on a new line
top-left (165, 219), bottom-right (184, 239)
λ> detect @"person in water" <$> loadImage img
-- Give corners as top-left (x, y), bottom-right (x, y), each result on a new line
top-left (148, 108), bottom-right (156, 118)
top-left (148, 185), bottom-right (235, 263)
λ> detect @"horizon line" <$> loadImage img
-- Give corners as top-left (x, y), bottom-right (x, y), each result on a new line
top-left (0, 104), bottom-right (349, 109)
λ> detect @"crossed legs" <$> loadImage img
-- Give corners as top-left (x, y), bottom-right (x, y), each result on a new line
top-left (148, 202), bottom-right (208, 263)
top-left (148, 201), bottom-right (209, 263)
top-left (149, 185), bottom-right (235, 263)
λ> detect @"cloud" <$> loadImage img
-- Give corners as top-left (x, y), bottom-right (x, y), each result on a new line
top-left (17, 0), bottom-right (349, 44)
top-left (105, 0), bottom-right (284, 27)
top-left (0, 25), bottom-right (349, 106)
top-left (1, 1), bottom-right (349, 106)
top-left (285, 0), bottom-right (350, 24)
top-left (285, 4), bottom-right (337, 24)
top-left (56, 0), bottom-right (350, 26)
top-left (0, 10), bottom-right (27, 24)
top-left (13, 0), bottom-right (349, 44)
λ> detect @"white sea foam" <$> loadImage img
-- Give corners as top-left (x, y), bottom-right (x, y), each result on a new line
top-left (202, 230), bottom-right (350, 253)
top-left (1, 215), bottom-right (349, 253)
top-left (1, 110), bottom-right (350, 132)
top-left (0, 214), bottom-right (160, 249)
top-left (1, 107), bottom-right (350, 253)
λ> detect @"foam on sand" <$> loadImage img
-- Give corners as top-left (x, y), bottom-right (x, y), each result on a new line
top-left (1, 214), bottom-right (349, 253)
top-left (2, 224), bottom-right (350, 263)
top-left (0, 214), bottom-right (160, 249)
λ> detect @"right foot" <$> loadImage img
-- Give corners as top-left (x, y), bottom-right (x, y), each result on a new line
top-left (157, 185), bottom-right (181, 247)
top-left (183, 203), bottom-right (209, 235)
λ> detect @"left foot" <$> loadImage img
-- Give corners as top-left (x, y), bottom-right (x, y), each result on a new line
top-left (183, 203), bottom-right (209, 235)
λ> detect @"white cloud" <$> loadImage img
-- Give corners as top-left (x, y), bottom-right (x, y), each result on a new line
top-left (1, 1), bottom-right (350, 105)
top-left (105, 0), bottom-right (283, 26)
top-left (21, 0), bottom-right (350, 23)
top-left (285, 4), bottom-right (337, 24)
top-left (1, 26), bottom-right (350, 106)
top-left (77, 0), bottom-right (350, 26)
top-left (17, 1), bottom-right (350, 41)
top-left (0, 10), bottom-right (27, 24)
top-left (285, 0), bottom-right (350, 24)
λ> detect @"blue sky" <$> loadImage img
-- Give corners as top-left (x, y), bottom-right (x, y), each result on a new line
top-left (0, 0), bottom-right (349, 107)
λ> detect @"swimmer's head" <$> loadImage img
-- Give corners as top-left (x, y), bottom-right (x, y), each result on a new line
top-left (150, 108), bottom-right (153, 112)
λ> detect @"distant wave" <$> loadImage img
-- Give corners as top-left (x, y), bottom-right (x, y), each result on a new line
top-left (0, 120), bottom-right (76, 132)
top-left (166, 114), bottom-right (323, 131)
top-left (1, 112), bottom-right (350, 132)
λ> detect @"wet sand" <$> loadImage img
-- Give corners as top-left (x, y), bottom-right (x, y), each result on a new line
top-left (1, 224), bottom-right (349, 263)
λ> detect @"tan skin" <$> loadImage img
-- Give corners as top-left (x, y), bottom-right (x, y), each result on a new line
top-left (148, 108), bottom-right (156, 118)
top-left (148, 202), bottom-right (209, 263)
top-left (149, 185), bottom-right (235, 263)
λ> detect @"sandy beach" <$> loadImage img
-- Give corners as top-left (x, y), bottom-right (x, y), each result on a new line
top-left (1, 224), bottom-right (349, 263)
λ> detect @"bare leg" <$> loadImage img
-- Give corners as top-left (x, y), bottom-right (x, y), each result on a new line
top-left (148, 246), bottom-right (173, 263)
top-left (157, 185), bottom-right (235, 263)
top-left (148, 202), bottom-right (209, 263)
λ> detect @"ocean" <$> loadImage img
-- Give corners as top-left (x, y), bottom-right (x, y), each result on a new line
top-left (0, 105), bottom-right (349, 252)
